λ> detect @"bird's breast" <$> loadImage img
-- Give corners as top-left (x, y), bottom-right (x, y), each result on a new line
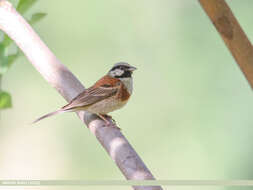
top-left (87, 96), bottom-right (129, 114)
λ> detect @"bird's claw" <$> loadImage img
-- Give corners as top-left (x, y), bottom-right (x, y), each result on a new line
top-left (99, 114), bottom-right (120, 130)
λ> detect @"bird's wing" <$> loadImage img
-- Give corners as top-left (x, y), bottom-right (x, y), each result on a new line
top-left (62, 83), bottom-right (120, 111)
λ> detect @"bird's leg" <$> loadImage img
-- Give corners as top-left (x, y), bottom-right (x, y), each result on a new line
top-left (103, 114), bottom-right (116, 123)
top-left (97, 114), bottom-right (120, 130)
top-left (102, 114), bottom-right (119, 128)
top-left (97, 114), bottom-right (110, 125)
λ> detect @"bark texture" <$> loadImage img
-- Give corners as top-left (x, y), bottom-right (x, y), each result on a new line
top-left (199, 0), bottom-right (253, 89)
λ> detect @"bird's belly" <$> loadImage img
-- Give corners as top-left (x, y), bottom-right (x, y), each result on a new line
top-left (87, 97), bottom-right (128, 114)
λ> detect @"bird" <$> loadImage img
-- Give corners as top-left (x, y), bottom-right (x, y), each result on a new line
top-left (32, 62), bottom-right (137, 128)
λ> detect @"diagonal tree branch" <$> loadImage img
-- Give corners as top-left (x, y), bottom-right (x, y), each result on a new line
top-left (199, 0), bottom-right (253, 89)
top-left (0, 1), bottom-right (162, 190)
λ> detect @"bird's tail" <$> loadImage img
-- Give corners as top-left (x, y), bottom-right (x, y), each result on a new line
top-left (32, 109), bottom-right (66, 124)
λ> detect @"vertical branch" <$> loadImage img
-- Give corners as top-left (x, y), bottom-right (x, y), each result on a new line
top-left (0, 1), bottom-right (162, 190)
top-left (199, 0), bottom-right (253, 89)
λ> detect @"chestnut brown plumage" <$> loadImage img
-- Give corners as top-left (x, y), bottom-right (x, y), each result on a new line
top-left (32, 62), bottom-right (136, 126)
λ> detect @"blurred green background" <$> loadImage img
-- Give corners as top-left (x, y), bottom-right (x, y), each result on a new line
top-left (1, 0), bottom-right (253, 190)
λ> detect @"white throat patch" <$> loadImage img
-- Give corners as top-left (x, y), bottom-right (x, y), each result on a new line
top-left (119, 77), bottom-right (133, 94)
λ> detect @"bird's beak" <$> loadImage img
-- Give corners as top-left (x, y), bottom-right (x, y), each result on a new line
top-left (128, 66), bottom-right (137, 72)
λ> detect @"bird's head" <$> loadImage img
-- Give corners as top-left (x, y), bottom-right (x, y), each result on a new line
top-left (108, 62), bottom-right (137, 78)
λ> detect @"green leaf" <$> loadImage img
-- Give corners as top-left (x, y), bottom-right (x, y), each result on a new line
top-left (0, 91), bottom-right (12, 109)
top-left (0, 44), bottom-right (8, 74)
top-left (0, 45), bottom-right (19, 74)
top-left (2, 34), bottom-right (12, 47)
top-left (0, 44), bottom-right (4, 57)
top-left (7, 52), bottom-right (20, 67)
top-left (17, 0), bottom-right (37, 14)
top-left (0, 23), bottom-right (21, 74)
top-left (0, 43), bottom-right (5, 57)
top-left (29, 12), bottom-right (47, 25)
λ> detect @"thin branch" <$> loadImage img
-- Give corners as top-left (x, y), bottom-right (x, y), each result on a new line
top-left (199, 0), bottom-right (253, 89)
top-left (0, 1), bottom-right (162, 190)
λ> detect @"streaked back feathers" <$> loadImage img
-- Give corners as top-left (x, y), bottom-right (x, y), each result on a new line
top-left (32, 62), bottom-right (136, 124)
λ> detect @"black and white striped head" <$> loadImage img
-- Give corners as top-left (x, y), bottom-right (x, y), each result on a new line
top-left (108, 62), bottom-right (137, 78)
